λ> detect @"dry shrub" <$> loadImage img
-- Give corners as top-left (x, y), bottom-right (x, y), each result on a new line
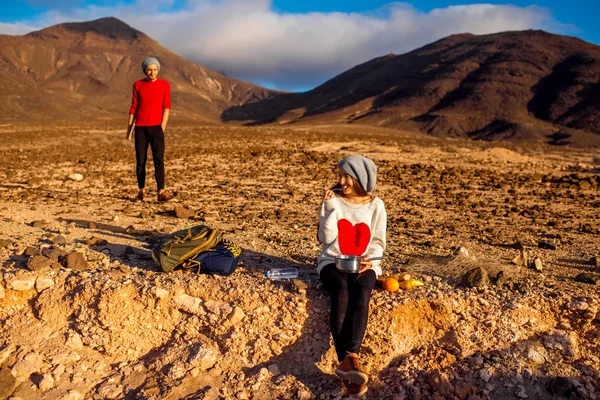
top-left (406, 249), bottom-right (510, 282)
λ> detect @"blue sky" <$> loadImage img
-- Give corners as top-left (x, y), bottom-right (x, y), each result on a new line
top-left (2, 1), bottom-right (599, 91)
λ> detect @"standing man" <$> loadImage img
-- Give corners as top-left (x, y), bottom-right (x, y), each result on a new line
top-left (127, 56), bottom-right (175, 202)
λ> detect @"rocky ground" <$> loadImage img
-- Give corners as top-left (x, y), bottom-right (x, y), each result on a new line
top-left (0, 121), bottom-right (599, 400)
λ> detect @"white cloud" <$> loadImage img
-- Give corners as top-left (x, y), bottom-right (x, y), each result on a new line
top-left (0, 1), bottom-right (573, 90)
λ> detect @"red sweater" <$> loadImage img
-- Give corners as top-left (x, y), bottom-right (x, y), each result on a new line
top-left (129, 78), bottom-right (171, 126)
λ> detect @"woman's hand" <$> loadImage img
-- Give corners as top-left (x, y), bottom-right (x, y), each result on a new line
top-left (323, 187), bottom-right (335, 201)
top-left (358, 256), bottom-right (372, 274)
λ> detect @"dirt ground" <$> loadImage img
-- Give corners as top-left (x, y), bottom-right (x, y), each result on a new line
top-left (0, 122), bottom-right (598, 400)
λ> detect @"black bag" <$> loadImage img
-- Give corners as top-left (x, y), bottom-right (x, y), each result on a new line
top-left (191, 239), bottom-right (242, 276)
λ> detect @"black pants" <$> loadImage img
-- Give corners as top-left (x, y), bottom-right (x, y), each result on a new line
top-left (320, 263), bottom-right (377, 362)
top-left (134, 125), bottom-right (165, 191)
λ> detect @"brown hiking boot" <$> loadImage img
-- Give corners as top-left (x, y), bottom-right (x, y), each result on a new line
top-left (157, 190), bottom-right (176, 202)
top-left (135, 190), bottom-right (145, 202)
top-left (335, 353), bottom-right (369, 385)
top-left (342, 380), bottom-right (368, 396)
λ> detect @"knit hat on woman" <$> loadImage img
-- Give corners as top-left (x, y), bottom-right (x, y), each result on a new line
top-left (338, 154), bottom-right (377, 192)
top-left (142, 57), bottom-right (161, 73)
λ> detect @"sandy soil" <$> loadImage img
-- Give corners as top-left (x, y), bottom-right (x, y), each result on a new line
top-left (0, 122), bottom-right (598, 400)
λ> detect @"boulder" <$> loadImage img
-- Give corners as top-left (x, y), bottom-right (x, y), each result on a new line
top-left (27, 255), bottom-right (53, 272)
top-left (174, 205), bottom-right (195, 219)
top-left (62, 252), bottom-right (89, 270)
top-left (461, 267), bottom-right (490, 288)
top-left (6, 275), bottom-right (36, 291)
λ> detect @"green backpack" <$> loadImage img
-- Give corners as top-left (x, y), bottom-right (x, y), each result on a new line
top-left (152, 225), bottom-right (224, 273)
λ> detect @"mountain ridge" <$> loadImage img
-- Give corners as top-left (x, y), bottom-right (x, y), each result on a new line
top-left (0, 17), bottom-right (276, 122)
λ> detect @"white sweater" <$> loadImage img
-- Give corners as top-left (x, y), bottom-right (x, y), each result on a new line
top-left (317, 195), bottom-right (387, 277)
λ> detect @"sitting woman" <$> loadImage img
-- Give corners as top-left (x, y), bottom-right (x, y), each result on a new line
top-left (317, 154), bottom-right (387, 396)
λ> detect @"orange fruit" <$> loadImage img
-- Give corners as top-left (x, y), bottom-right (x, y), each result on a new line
top-left (383, 277), bottom-right (400, 293)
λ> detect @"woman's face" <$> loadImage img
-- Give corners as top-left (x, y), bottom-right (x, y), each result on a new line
top-left (338, 168), bottom-right (358, 196)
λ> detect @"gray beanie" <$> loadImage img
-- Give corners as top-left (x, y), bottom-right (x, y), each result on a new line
top-left (338, 154), bottom-right (377, 193)
top-left (142, 57), bottom-right (160, 73)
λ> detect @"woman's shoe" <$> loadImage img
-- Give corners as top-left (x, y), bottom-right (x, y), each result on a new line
top-left (335, 353), bottom-right (369, 385)
top-left (157, 190), bottom-right (176, 202)
top-left (342, 379), bottom-right (368, 396)
top-left (136, 190), bottom-right (145, 202)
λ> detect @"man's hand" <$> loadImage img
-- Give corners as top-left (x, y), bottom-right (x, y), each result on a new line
top-left (126, 124), bottom-right (134, 141)
top-left (161, 124), bottom-right (167, 133)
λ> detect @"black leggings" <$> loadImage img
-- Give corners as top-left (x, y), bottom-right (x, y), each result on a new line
top-left (320, 263), bottom-right (377, 362)
top-left (134, 125), bottom-right (165, 191)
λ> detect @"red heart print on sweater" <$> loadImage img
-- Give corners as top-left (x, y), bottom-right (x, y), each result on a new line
top-left (337, 219), bottom-right (371, 256)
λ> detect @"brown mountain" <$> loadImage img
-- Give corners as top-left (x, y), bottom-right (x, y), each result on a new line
top-left (223, 30), bottom-right (600, 144)
top-left (0, 17), bottom-right (275, 122)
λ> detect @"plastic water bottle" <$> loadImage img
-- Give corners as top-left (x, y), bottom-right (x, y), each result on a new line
top-left (264, 268), bottom-right (298, 280)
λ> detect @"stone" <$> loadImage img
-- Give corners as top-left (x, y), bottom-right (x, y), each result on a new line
top-left (567, 301), bottom-right (588, 311)
top-left (122, 206), bottom-right (136, 214)
top-left (0, 283), bottom-right (4, 299)
top-left (479, 367), bottom-right (494, 382)
top-left (455, 246), bottom-right (475, 260)
top-left (515, 386), bottom-right (528, 398)
top-left (548, 377), bottom-right (572, 397)
top-left (204, 211), bottom-right (220, 221)
top-left (37, 373), bottom-right (54, 391)
top-left (575, 273), bottom-right (600, 285)
top-left (543, 330), bottom-right (579, 357)
top-left (267, 364), bottom-right (280, 375)
top-left (6, 276), bottom-right (36, 291)
top-left (51, 235), bottom-right (67, 245)
top-left (0, 239), bottom-right (12, 248)
top-left (0, 345), bottom-right (16, 366)
top-left (530, 257), bottom-right (543, 272)
top-left (97, 383), bottom-right (122, 399)
top-left (41, 247), bottom-right (61, 261)
top-left (154, 288), bottom-right (169, 299)
top-left (86, 237), bottom-right (108, 246)
top-left (188, 345), bottom-right (218, 371)
top-left (298, 390), bottom-right (311, 400)
top-left (68, 173), bottom-right (84, 182)
top-left (35, 275), bottom-right (55, 291)
top-left (461, 267), bottom-right (490, 288)
top-left (204, 300), bottom-right (233, 315)
top-left (591, 257), bottom-right (600, 268)
top-left (0, 367), bottom-right (18, 399)
top-left (31, 221), bottom-right (49, 229)
top-left (27, 255), bottom-right (53, 272)
top-left (167, 362), bottom-right (188, 379)
top-left (11, 351), bottom-right (44, 381)
top-left (87, 222), bottom-right (97, 229)
top-left (173, 294), bottom-right (205, 315)
top-left (292, 279), bottom-right (308, 291)
top-left (525, 348), bottom-right (546, 364)
top-left (65, 333), bottom-right (84, 350)
top-left (511, 249), bottom-right (528, 267)
top-left (174, 205), bottom-right (195, 219)
top-left (62, 252), bottom-right (89, 270)
top-left (27, 177), bottom-right (43, 186)
top-left (227, 307), bottom-right (246, 326)
top-left (23, 246), bottom-right (40, 256)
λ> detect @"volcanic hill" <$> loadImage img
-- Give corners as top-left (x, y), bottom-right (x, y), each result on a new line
top-left (223, 30), bottom-right (600, 145)
top-left (0, 17), bottom-right (275, 122)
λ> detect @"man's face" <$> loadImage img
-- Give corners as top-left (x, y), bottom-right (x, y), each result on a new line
top-left (145, 64), bottom-right (159, 80)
